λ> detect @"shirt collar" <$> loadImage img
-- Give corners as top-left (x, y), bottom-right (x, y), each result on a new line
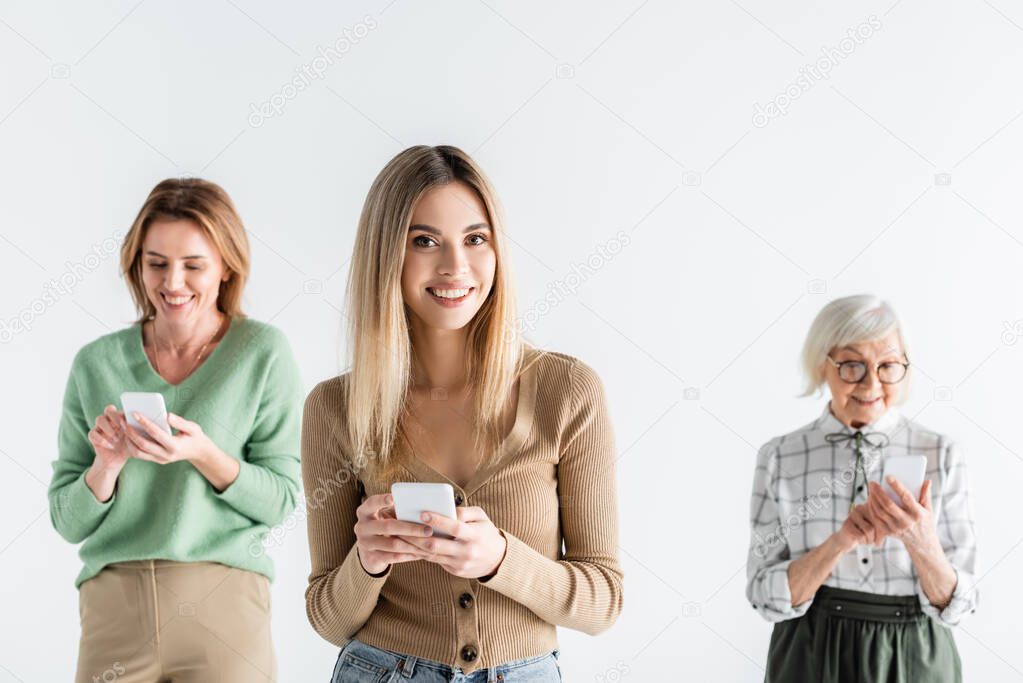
top-left (814, 400), bottom-right (902, 439)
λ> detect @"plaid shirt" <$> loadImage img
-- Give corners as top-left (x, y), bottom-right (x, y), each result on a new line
top-left (746, 403), bottom-right (978, 626)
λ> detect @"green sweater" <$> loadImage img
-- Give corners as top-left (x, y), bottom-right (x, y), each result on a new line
top-left (48, 316), bottom-right (304, 587)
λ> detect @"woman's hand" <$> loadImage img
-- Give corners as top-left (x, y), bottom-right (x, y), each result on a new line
top-left (398, 506), bottom-right (508, 579)
top-left (88, 405), bottom-right (130, 470)
top-left (125, 412), bottom-right (245, 491)
top-left (84, 405), bottom-right (130, 502)
top-left (836, 503), bottom-right (882, 552)
top-left (788, 504), bottom-right (885, 605)
top-left (867, 478), bottom-right (939, 551)
top-left (868, 478), bottom-right (957, 609)
top-left (125, 412), bottom-right (215, 464)
top-left (354, 493), bottom-right (434, 575)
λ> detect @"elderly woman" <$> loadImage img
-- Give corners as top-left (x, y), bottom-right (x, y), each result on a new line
top-left (746, 295), bottom-right (978, 682)
top-left (48, 178), bottom-right (303, 682)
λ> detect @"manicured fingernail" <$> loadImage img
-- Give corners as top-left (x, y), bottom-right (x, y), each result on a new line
top-left (423, 526), bottom-right (432, 535)
top-left (421, 513), bottom-right (431, 522)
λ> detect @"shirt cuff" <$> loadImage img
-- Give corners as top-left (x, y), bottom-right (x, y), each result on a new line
top-left (328, 545), bottom-right (390, 630)
top-left (917, 567), bottom-right (977, 626)
top-left (477, 529), bottom-right (541, 598)
top-left (213, 458), bottom-right (256, 507)
top-left (307, 545), bottom-right (390, 646)
top-left (50, 470), bottom-right (116, 543)
top-left (213, 456), bottom-right (253, 492)
top-left (212, 459), bottom-right (283, 524)
top-left (750, 560), bottom-right (814, 622)
top-left (69, 469), bottom-right (115, 516)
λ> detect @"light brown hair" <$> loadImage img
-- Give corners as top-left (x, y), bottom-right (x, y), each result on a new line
top-left (343, 145), bottom-right (528, 477)
top-left (120, 178), bottom-right (250, 322)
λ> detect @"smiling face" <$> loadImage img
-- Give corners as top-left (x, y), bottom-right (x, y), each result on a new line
top-left (400, 181), bottom-right (497, 333)
top-left (141, 219), bottom-right (229, 327)
top-left (823, 331), bottom-right (906, 428)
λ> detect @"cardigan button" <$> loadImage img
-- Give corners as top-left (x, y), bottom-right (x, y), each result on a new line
top-left (461, 644), bottom-right (478, 662)
top-left (455, 493), bottom-right (464, 506)
top-left (459, 592), bottom-right (474, 609)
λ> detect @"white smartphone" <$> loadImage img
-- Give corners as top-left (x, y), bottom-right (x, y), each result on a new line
top-left (120, 392), bottom-right (171, 436)
top-left (391, 482), bottom-right (458, 539)
top-left (881, 455), bottom-right (927, 507)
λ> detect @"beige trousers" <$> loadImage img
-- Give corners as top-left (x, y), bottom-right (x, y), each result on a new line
top-left (75, 560), bottom-right (276, 683)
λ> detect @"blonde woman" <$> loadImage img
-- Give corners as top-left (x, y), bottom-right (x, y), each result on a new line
top-left (746, 295), bottom-right (978, 682)
top-left (48, 178), bottom-right (303, 682)
top-left (303, 146), bottom-right (623, 681)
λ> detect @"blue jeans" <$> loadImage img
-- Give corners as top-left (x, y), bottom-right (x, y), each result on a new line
top-left (330, 638), bottom-right (562, 682)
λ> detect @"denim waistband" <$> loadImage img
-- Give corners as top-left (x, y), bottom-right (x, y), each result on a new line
top-left (337, 638), bottom-right (560, 682)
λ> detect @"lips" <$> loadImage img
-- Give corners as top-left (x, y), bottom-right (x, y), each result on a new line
top-left (161, 292), bottom-right (195, 308)
top-left (426, 286), bottom-right (475, 306)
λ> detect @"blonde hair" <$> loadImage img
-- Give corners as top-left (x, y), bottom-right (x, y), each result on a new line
top-left (343, 145), bottom-right (526, 476)
top-left (800, 294), bottom-right (910, 399)
top-left (120, 178), bottom-right (250, 323)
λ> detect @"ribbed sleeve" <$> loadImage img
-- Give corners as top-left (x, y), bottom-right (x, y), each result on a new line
top-left (302, 379), bottom-right (388, 645)
top-left (480, 359), bottom-right (624, 635)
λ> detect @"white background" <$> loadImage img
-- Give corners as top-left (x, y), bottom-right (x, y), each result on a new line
top-left (1, 0), bottom-right (1022, 680)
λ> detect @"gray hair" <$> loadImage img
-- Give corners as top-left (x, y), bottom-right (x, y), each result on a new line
top-left (800, 294), bottom-right (909, 397)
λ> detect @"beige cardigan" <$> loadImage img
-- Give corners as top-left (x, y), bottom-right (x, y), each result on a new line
top-left (301, 347), bottom-right (623, 673)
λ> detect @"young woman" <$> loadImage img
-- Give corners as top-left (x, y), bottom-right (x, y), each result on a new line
top-left (303, 145), bottom-right (623, 681)
top-left (49, 178), bottom-right (303, 682)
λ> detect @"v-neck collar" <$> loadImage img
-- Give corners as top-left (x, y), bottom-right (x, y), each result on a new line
top-left (133, 316), bottom-right (237, 389)
top-left (398, 348), bottom-right (539, 497)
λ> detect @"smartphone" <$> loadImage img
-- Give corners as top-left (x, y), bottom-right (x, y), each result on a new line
top-left (391, 482), bottom-right (458, 539)
top-left (120, 392), bottom-right (171, 436)
top-left (881, 455), bottom-right (927, 507)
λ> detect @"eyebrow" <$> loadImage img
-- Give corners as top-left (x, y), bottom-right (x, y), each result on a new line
top-left (408, 223), bottom-right (491, 236)
top-left (145, 251), bottom-right (207, 259)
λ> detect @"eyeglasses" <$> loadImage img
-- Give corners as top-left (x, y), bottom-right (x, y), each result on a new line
top-left (826, 355), bottom-right (910, 384)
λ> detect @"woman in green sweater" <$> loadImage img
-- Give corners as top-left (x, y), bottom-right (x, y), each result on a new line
top-left (48, 178), bottom-right (303, 683)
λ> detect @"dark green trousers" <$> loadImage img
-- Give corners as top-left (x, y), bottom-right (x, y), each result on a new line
top-left (765, 586), bottom-right (961, 683)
